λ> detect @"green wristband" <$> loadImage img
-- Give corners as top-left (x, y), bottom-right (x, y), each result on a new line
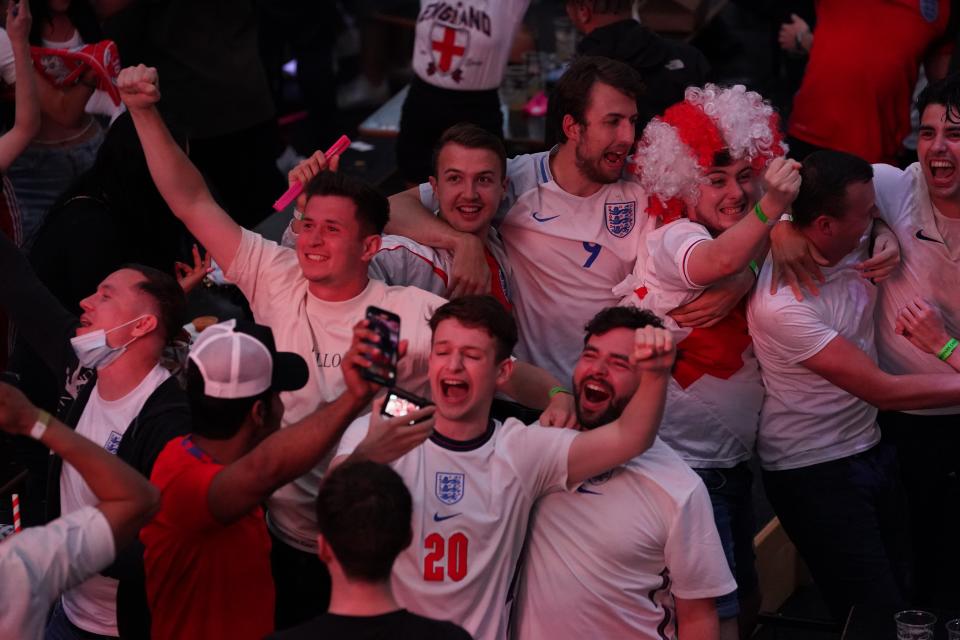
top-left (753, 202), bottom-right (770, 224)
top-left (938, 337), bottom-right (959, 362)
top-left (748, 260), bottom-right (760, 277)
top-left (548, 385), bottom-right (571, 399)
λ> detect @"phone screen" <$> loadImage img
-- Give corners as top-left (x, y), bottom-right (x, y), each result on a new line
top-left (383, 392), bottom-right (421, 418)
top-left (363, 306), bottom-right (400, 386)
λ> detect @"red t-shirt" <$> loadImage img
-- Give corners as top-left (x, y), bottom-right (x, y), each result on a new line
top-left (788, 0), bottom-right (951, 164)
top-left (142, 436), bottom-right (275, 640)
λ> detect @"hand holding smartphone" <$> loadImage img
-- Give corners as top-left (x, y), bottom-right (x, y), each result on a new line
top-left (360, 306), bottom-right (400, 386)
top-left (381, 387), bottom-right (433, 424)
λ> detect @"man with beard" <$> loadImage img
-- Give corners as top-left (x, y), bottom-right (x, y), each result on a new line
top-left (512, 305), bottom-right (734, 640)
top-left (386, 56), bottom-right (754, 384)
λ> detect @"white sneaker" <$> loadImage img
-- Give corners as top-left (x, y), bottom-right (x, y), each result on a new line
top-left (337, 75), bottom-right (390, 109)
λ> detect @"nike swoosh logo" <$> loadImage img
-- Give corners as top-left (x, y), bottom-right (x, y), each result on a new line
top-left (576, 486), bottom-right (602, 495)
top-left (433, 512), bottom-right (461, 522)
top-left (532, 211), bottom-right (560, 222)
top-left (916, 228), bottom-right (944, 244)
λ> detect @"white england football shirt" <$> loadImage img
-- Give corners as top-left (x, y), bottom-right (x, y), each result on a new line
top-left (336, 417), bottom-right (578, 640)
top-left (513, 438), bottom-right (736, 640)
top-left (412, 0), bottom-right (531, 90)
top-left (873, 162), bottom-right (960, 415)
top-left (616, 220), bottom-right (763, 468)
top-left (226, 228), bottom-right (446, 551)
top-left (421, 150), bottom-right (656, 383)
top-left (748, 236), bottom-right (882, 471)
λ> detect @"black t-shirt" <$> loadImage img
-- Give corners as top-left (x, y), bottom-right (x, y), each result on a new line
top-left (267, 609), bottom-right (473, 640)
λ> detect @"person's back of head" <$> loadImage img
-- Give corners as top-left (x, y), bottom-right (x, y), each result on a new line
top-left (303, 171), bottom-right (390, 237)
top-left (565, 0), bottom-right (633, 34)
top-left (316, 461), bottom-right (413, 582)
top-left (547, 55), bottom-right (643, 145)
top-left (792, 151), bottom-right (874, 229)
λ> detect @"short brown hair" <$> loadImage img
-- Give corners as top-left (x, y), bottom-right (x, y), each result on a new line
top-left (429, 295), bottom-right (517, 362)
top-left (303, 171), bottom-right (390, 236)
top-left (432, 123), bottom-right (507, 180)
top-left (548, 56), bottom-right (643, 144)
top-left (121, 263), bottom-right (186, 343)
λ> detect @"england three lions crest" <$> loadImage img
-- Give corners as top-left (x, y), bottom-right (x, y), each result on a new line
top-left (435, 472), bottom-right (465, 505)
top-left (605, 201), bottom-right (636, 238)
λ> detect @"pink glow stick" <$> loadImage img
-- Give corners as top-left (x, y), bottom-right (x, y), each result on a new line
top-left (12, 493), bottom-right (21, 533)
top-left (272, 134), bottom-right (352, 211)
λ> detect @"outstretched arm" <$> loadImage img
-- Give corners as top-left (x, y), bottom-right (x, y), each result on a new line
top-left (0, 1), bottom-right (40, 171)
top-left (684, 158), bottom-right (801, 286)
top-left (566, 326), bottom-right (675, 485)
top-left (119, 65), bottom-right (242, 272)
top-left (0, 383), bottom-right (159, 549)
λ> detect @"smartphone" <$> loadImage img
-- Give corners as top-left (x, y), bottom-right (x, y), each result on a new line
top-left (381, 387), bottom-right (433, 423)
top-left (361, 306), bottom-right (400, 386)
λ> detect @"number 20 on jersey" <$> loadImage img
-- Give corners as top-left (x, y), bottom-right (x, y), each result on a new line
top-left (424, 532), bottom-right (469, 581)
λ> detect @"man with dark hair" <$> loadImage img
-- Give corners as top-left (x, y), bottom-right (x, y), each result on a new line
top-left (332, 295), bottom-right (676, 640)
top-left (120, 64), bottom-right (573, 628)
top-left (749, 149), bottom-right (960, 620)
top-left (387, 57), bottom-right (753, 385)
top-left (0, 227), bottom-right (189, 638)
top-left (141, 319), bottom-right (435, 640)
top-left (267, 462), bottom-right (471, 639)
top-left (514, 305), bottom-right (734, 640)
top-left (283, 123), bottom-right (513, 308)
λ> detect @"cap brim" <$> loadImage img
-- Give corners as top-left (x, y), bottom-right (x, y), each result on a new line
top-left (272, 352), bottom-right (309, 393)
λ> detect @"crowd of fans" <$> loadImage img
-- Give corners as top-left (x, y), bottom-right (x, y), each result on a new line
top-left (1, 1), bottom-right (958, 639)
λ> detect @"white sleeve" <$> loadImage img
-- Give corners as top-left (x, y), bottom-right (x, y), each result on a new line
top-left (280, 220), bottom-right (298, 249)
top-left (223, 228), bottom-right (302, 314)
top-left (664, 483), bottom-right (737, 600)
top-left (502, 422), bottom-right (579, 498)
top-left (654, 221), bottom-right (713, 291)
top-left (0, 29), bottom-right (15, 85)
top-left (871, 163), bottom-right (910, 228)
top-left (334, 414), bottom-right (373, 459)
top-left (418, 181), bottom-right (438, 212)
top-left (0, 506), bottom-right (114, 638)
top-left (369, 245), bottom-right (447, 295)
top-left (749, 297), bottom-right (838, 365)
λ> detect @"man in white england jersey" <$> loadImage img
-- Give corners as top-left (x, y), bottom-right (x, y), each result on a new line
top-left (513, 306), bottom-right (735, 640)
top-left (332, 295), bottom-right (676, 640)
top-left (387, 56), bottom-right (755, 383)
top-left (748, 150), bottom-right (960, 621)
top-left (120, 65), bottom-right (574, 629)
top-left (283, 123), bottom-right (513, 310)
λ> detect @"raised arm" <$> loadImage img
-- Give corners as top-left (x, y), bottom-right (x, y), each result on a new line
top-left (802, 335), bottom-right (960, 410)
top-left (0, 383), bottom-right (159, 549)
top-left (566, 326), bottom-right (675, 485)
top-left (119, 65), bottom-right (242, 272)
top-left (0, 1), bottom-right (39, 171)
top-left (685, 158), bottom-right (801, 286)
top-left (500, 360), bottom-right (577, 428)
top-left (387, 186), bottom-right (490, 297)
top-left (206, 322), bottom-right (408, 524)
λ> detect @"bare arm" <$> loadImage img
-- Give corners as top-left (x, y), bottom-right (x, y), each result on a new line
top-left (387, 187), bottom-right (490, 297)
top-left (895, 297), bottom-right (960, 372)
top-left (676, 597), bottom-right (720, 640)
top-left (0, 383), bottom-right (159, 549)
top-left (206, 322), bottom-right (382, 525)
top-left (566, 326), bottom-right (675, 485)
top-left (802, 335), bottom-right (960, 410)
top-left (500, 360), bottom-right (577, 428)
top-left (120, 65), bottom-right (242, 272)
top-left (685, 158), bottom-right (801, 286)
top-left (0, 2), bottom-right (40, 170)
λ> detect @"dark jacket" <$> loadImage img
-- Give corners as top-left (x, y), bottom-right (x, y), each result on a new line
top-left (578, 19), bottom-right (711, 128)
top-left (0, 230), bottom-right (189, 638)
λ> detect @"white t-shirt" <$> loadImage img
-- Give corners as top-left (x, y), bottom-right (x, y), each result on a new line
top-left (873, 162), bottom-right (960, 415)
top-left (412, 0), bottom-right (531, 90)
top-left (616, 220), bottom-right (763, 468)
top-left (59, 364), bottom-right (169, 635)
top-left (513, 438), bottom-right (736, 640)
top-left (748, 239), bottom-right (881, 471)
top-left (226, 228), bottom-right (445, 551)
top-left (0, 29), bottom-right (16, 85)
top-left (0, 506), bottom-right (115, 640)
top-left (335, 416), bottom-right (579, 640)
top-left (421, 150), bottom-right (656, 383)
